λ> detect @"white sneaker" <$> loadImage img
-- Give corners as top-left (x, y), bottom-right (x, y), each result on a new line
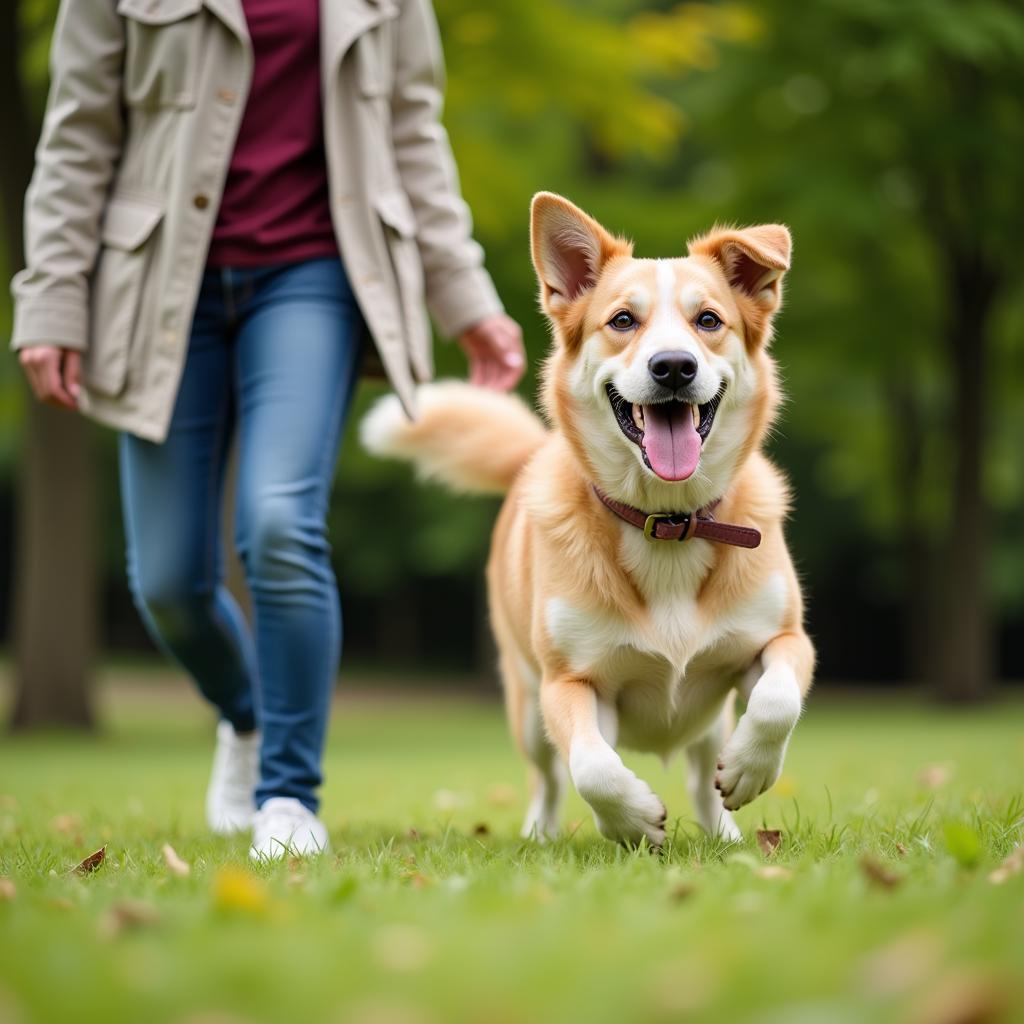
top-left (206, 720), bottom-right (260, 835)
top-left (250, 797), bottom-right (330, 861)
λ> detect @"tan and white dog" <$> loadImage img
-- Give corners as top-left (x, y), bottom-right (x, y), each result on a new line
top-left (362, 193), bottom-right (815, 846)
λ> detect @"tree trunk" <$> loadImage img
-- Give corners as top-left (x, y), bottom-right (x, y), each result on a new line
top-left (933, 262), bottom-right (997, 702)
top-left (887, 377), bottom-right (938, 686)
top-left (3, 0), bottom-right (98, 730)
top-left (10, 407), bottom-right (97, 730)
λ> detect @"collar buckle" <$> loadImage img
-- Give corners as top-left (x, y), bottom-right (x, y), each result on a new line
top-left (642, 511), bottom-right (691, 542)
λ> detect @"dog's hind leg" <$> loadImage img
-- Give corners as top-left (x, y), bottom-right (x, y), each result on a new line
top-left (504, 656), bottom-right (564, 841)
top-left (520, 694), bottom-right (565, 841)
top-left (685, 703), bottom-right (742, 843)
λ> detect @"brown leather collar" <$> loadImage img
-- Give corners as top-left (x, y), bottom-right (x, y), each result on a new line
top-left (591, 485), bottom-right (761, 548)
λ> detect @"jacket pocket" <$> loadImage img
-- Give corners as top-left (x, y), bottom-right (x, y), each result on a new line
top-left (117, 0), bottom-right (204, 109)
top-left (86, 194), bottom-right (165, 396)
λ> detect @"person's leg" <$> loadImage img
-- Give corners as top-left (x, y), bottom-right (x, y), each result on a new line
top-left (232, 257), bottom-right (364, 818)
top-left (119, 270), bottom-right (258, 736)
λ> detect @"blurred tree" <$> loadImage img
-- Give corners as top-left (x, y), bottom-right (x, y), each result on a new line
top-left (656, 0), bottom-right (1024, 699)
top-left (332, 0), bottom-right (754, 666)
top-left (2, 0), bottom-right (97, 729)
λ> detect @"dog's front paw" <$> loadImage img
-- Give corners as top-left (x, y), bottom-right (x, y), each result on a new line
top-left (714, 716), bottom-right (788, 811)
top-left (570, 743), bottom-right (667, 848)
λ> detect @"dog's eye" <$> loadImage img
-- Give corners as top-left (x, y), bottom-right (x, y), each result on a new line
top-left (609, 311), bottom-right (637, 331)
top-left (696, 310), bottom-right (723, 331)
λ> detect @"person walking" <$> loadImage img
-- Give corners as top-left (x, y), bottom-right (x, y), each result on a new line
top-left (12, 0), bottom-right (524, 858)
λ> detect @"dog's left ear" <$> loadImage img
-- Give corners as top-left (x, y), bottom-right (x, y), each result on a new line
top-left (689, 225), bottom-right (791, 343)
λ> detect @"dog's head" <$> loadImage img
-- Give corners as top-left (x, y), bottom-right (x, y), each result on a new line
top-left (531, 192), bottom-right (790, 510)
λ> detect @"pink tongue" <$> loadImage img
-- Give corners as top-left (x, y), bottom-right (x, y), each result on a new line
top-left (641, 403), bottom-right (702, 481)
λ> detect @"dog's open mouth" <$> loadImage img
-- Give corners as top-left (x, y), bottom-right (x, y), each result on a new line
top-left (606, 382), bottom-right (727, 482)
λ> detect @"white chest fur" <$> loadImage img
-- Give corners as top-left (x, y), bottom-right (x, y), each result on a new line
top-left (543, 534), bottom-right (787, 751)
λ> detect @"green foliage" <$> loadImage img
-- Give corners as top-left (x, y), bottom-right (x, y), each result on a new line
top-left (943, 821), bottom-right (983, 868)
top-left (0, 685), bottom-right (1022, 1022)
top-left (2, 0), bottom-right (1023, 663)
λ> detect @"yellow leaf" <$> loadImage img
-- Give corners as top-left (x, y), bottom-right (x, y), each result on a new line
top-left (211, 867), bottom-right (268, 915)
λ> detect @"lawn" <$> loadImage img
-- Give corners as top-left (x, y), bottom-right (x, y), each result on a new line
top-left (1, 671), bottom-right (1023, 1024)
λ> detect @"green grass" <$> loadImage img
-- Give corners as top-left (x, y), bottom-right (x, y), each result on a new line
top-left (1, 678), bottom-right (1023, 1024)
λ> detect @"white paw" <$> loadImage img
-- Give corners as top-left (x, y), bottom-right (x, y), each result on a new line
top-left (570, 743), bottom-right (667, 848)
top-left (714, 715), bottom-right (789, 811)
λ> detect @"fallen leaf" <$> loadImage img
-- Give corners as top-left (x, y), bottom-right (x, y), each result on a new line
top-left (370, 924), bottom-right (432, 972)
top-left (51, 813), bottom-right (81, 836)
top-left (988, 845), bottom-right (1024, 885)
top-left (857, 930), bottom-right (943, 998)
top-left (0, 878), bottom-right (15, 902)
top-left (943, 823), bottom-right (982, 869)
top-left (771, 775), bottom-right (796, 797)
top-left (756, 829), bottom-right (782, 857)
top-left (210, 867), bottom-right (267, 915)
top-left (73, 847), bottom-right (107, 876)
top-left (755, 865), bottom-right (793, 881)
top-left (895, 842), bottom-right (909, 857)
top-left (432, 789), bottom-right (466, 813)
top-left (330, 876), bottom-right (358, 904)
top-left (917, 763), bottom-right (953, 790)
top-left (668, 882), bottom-right (695, 902)
top-left (486, 783), bottom-right (518, 808)
top-left (860, 855), bottom-right (902, 889)
top-left (907, 970), bottom-right (1007, 1024)
top-left (401, 871), bottom-right (431, 889)
top-left (162, 843), bottom-right (190, 878)
top-left (100, 900), bottom-right (160, 938)
top-left (472, 823), bottom-right (490, 837)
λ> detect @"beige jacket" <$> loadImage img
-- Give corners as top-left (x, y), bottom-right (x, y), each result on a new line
top-left (11, 0), bottom-right (503, 442)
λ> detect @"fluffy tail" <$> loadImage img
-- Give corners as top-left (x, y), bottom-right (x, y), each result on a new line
top-left (359, 380), bottom-right (548, 495)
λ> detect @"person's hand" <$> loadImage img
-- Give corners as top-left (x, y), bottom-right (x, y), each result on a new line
top-left (19, 346), bottom-right (82, 411)
top-left (457, 313), bottom-right (525, 390)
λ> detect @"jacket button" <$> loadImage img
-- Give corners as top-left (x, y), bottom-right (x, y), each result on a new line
top-left (193, 194), bottom-right (210, 210)
top-left (216, 88), bottom-right (237, 104)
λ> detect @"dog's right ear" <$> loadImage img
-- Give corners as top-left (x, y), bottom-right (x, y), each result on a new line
top-left (530, 193), bottom-right (630, 317)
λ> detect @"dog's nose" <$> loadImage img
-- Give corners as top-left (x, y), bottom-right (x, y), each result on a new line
top-left (648, 350), bottom-right (698, 390)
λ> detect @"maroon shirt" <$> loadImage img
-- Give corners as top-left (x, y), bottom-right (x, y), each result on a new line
top-left (207, 0), bottom-right (339, 267)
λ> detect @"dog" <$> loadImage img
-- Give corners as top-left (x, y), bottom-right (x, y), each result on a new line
top-left (361, 192), bottom-right (814, 846)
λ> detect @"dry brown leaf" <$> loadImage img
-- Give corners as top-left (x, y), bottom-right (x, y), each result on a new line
top-left (668, 882), bottom-right (695, 902)
top-left (401, 871), bottom-right (431, 889)
top-left (756, 829), bottom-right (782, 857)
top-left (987, 845), bottom-right (1024, 885)
top-left (73, 846), bottom-right (107, 876)
top-left (907, 970), bottom-right (1007, 1024)
top-left (857, 930), bottom-right (943, 997)
top-left (486, 783), bottom-right (518, 808)
top-left (860, 855), bottom-right (902, 889)
top-left (0, 878), bottom-right (16, 902)
top-left (917, 763), bottom-right (953, 790)
top-left (51, 813), bottom-right (81, 835)
top-left (162, 843), bottom-right (190, 878)
top-left (100, 900), bottom-right (160, 938)
top-left (755, 865), bottom-right (793, 881)
top-left (895, 842), bottom-right (909, 857)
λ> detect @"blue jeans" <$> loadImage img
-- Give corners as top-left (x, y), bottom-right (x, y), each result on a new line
top-left (119, 257), bottom-right (364, 812)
